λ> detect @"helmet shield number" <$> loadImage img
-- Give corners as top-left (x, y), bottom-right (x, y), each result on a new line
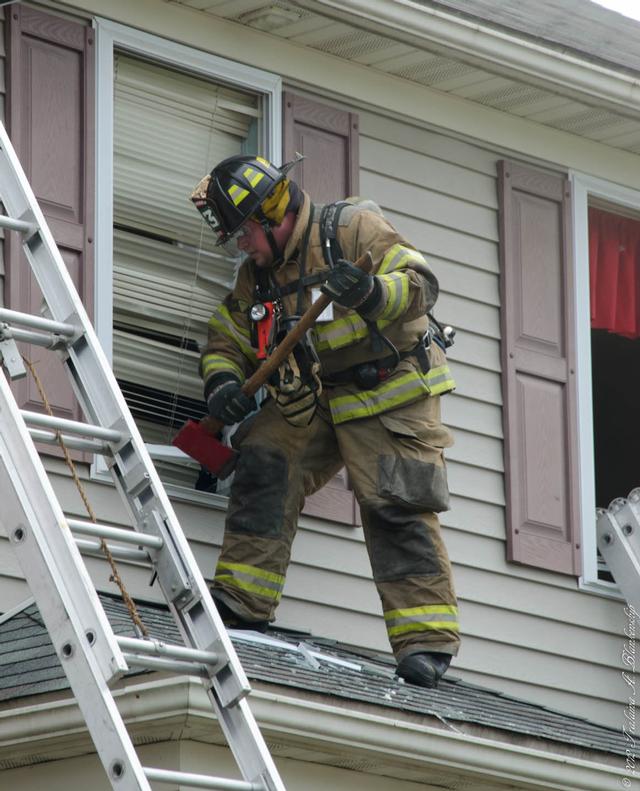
top-left (190, 174), bottom-right (224, 238)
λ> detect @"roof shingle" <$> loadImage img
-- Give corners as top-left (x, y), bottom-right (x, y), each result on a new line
top-left (0, 595), bottom-right (626, 759)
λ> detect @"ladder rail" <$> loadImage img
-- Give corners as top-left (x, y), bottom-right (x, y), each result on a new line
top-left (597, 493), bottom-right (640, 619)
top-left (0, 371), bottom-right (128, 684)
top-left (0, 121), bottom-right (287, 790)
top-left (0, 119), bottom-right (252, 708)
top-left (0, 373), bottom-right (153, 791)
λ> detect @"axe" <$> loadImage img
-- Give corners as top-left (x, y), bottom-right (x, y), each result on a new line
top-left (172, 251), bottom-right (373, 477)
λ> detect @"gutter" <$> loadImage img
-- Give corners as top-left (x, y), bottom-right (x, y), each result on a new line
top-left (292, 0), bottom-right (640, 120)
top-left (0, 678), bottom-right (627, 790)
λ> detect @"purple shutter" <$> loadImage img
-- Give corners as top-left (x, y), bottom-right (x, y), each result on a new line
top-left (284, 91), bottom-right (360, 525)
top-left (6, 6), bottom-right (94, 426)
top-left (498, 160), bottom-right (581, 575)
top-left (283, 91), bottom-right (358, 201)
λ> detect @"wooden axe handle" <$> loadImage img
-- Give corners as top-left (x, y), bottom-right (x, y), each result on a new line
top-left (201, 250), bottom-right (373, 434)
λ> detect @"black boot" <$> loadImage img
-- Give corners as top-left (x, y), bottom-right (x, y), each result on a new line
top-left (396, 651), bottom-right (451, 688)
top-left (211, 594), bottom-right (269, 633)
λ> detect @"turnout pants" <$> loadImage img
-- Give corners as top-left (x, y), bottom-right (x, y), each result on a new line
top-left (212, 392), bottom-right (460, 661)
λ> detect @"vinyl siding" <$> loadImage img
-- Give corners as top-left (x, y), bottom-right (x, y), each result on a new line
top-left (0, 0), bottom-right (630, 736)
top-left (356, 108), bottom-right (625, 728)
top-left (0, 6), bottom-right (6, 306)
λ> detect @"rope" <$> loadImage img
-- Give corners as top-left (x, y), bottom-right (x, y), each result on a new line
top-left (23, 358), bottom-right (148, 638)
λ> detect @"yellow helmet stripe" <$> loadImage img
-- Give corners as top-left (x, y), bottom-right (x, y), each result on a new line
top-left (243, 167), bottom-right (265, 188)
top-left (228, 184), bottom-right (249, 206)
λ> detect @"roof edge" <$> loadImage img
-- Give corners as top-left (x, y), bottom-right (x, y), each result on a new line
top-left (0, 676), bottom-right (628, 789)
top-left (292, 0), bottom-right (640, 121)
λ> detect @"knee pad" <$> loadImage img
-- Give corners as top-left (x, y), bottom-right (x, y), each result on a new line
top-left (227, 444), bottom-right (288, 536)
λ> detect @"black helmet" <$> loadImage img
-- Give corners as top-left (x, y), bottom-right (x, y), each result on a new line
top-left (192, 155), bottom-right (287, 244)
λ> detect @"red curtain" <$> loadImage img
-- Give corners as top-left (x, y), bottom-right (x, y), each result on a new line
top-left (589, 206), bottom-right (640, 339)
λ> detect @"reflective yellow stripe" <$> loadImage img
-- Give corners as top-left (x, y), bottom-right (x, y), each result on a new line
top-left (228, 184), bottom-right (250, 206)
top-left (379, 243), bottom-right (427, 275)
top-left (312, 314), bottom-right (393, 352)
top-left (313, 314), bottom-right (368, 351)
top-left (208, 305), bottom-right (257, 365)
top-left (243, 167), bottom-right (264, 188)
top-left (385, 604), bottom-right (458, 620)
top-left (385, 604), bottom-right (459, 638)
top-left (329, 364), bottom-right (455, 423)
top-left (215, 561), bottom-right (285, 602)
top-left (425, 365), bottom-right (456, 395)
top-left (256, 156), bottom-right (270, 167)
top-left (201, 354), bottom-right (244, 382)
top-left (387, 621), bottom-right (460, 637)
top-left (378, 272), bottom-right (410, 321)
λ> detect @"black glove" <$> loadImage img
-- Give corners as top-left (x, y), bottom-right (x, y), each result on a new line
top-left (321, 259), bottom-right (375, 309)
top-left (207, 375), bottom-right (256, 425)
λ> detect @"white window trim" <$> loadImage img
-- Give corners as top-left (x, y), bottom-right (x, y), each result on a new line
top-left (571, 171), bottom-right (640, 599)
top-left (92, 18), bottom-right (281, 494)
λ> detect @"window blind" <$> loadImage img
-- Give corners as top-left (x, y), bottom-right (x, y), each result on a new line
top-left (113, 53), bottom-right (260, 484)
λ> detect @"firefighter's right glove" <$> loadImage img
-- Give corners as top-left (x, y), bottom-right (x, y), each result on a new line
top-left (267, 354), bottom-right (322, 427)
top-left (206, 374), bottom-right (256, 426)
top-left (321, 259), bottom-right (378, 309)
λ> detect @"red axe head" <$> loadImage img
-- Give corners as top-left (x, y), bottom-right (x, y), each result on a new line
top-left (172, 420), bottom-right (237, 479)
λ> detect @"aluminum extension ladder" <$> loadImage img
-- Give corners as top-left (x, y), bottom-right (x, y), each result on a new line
top-left (597, 489), bottom-right (640, 618)
top-left (0, 121), bottom-right (285, 790)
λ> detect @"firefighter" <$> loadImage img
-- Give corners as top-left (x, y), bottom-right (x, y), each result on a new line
top-left (190, 155), bottom-right (459, 688)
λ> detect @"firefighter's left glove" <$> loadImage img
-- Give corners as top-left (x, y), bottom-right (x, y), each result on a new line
top-left (321, 259), bottom-right (378, 309)
top-left (206, 374), bottom-right (256, 426)
top-left (267, 354), bottom-right (322, 428)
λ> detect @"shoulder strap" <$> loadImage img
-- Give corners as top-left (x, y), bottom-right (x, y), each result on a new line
top-left (319, 200), bottom-right (349, 268)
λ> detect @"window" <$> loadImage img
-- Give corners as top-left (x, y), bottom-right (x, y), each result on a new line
top-left (94, 20), bottom-right (280, 492)
top-left (572, 173), bottom-right (640, 591)
top-left (588, 206), bottom-right (640, 511)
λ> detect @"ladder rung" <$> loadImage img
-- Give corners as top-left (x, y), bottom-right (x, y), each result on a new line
top-left (143, 767), bottom-right (263, 790)
top-left (21, 410), bottom-right (122, 442)
top-left (1, 326), bottom-right (65, 349)
top-left (0, 307), bottom-right (76, 336)
top-left (117, 635), bottom-right (220, 666)
top-left (29, 427), bottom-right (110, 453)
top-left (0, 213), bottom-right (37, 235)
top-left (74, 537), bottom-right (150, 564)
top-left (67, 518), bottom-right (164, 550)
top-left (122, 652), bottom-right (209, 677)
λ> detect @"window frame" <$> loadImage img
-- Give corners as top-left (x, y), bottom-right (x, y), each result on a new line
top-left (92, 18), bottom-right (281, 495)
top-left (571, 170), bottom-right (640, 597)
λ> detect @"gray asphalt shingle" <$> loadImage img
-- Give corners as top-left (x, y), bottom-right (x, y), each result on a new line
top-left (0, 595), bottom-right (626, 758)
top-left (419, 0), bottom-right (640, 76)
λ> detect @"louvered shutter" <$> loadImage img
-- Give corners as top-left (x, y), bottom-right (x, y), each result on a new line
top-left (284, 91), bottom-right (360, 525)
top-left (112, 54), bottom-right (260, 465)
top-left (498, 160), bottom-right (581, 575)
top-left (7, 7), bottom-right (94, 434)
